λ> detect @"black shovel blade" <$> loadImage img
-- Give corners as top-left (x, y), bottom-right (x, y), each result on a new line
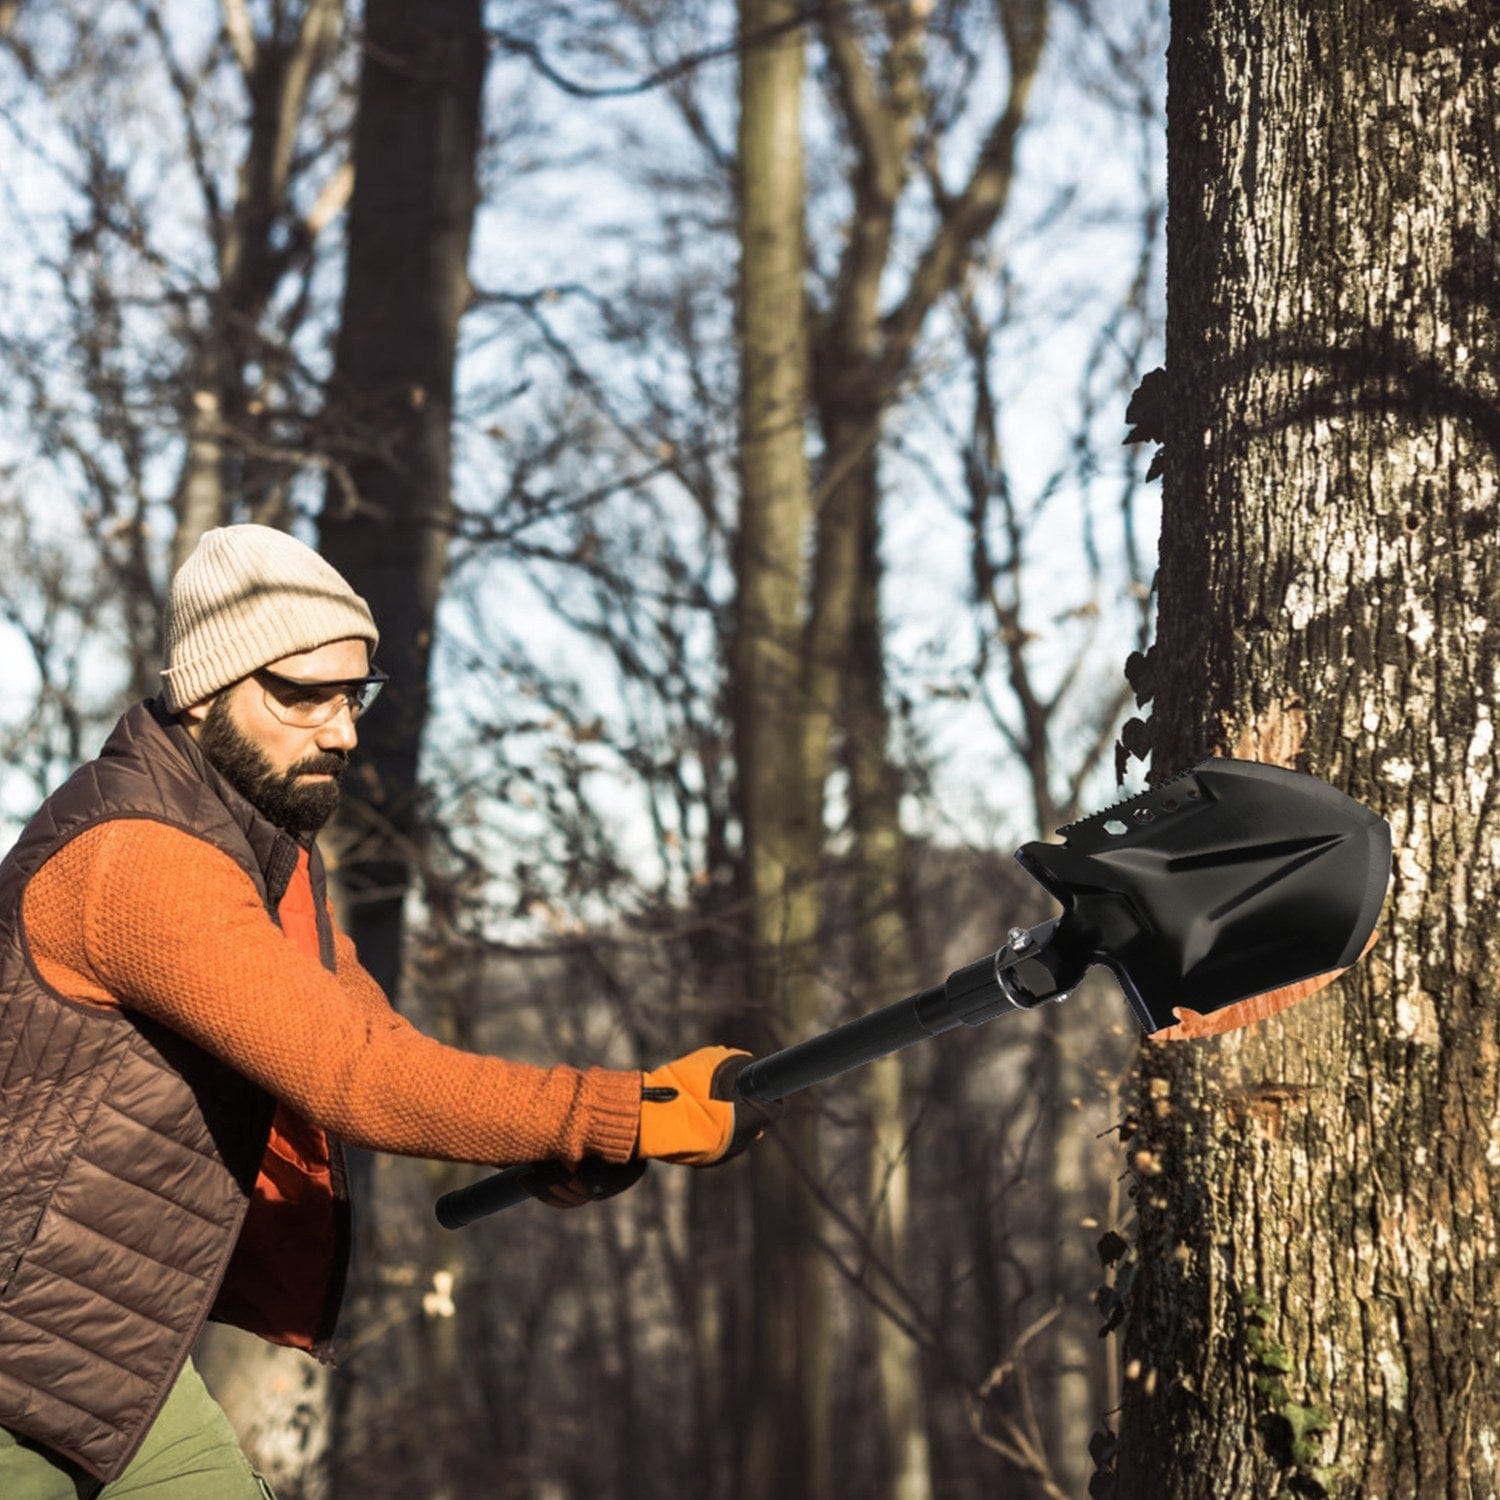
top-left (1013, 758), bottom-right (1392, 1034)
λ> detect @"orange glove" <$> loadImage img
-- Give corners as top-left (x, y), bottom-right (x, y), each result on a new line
top-left (636, 1046), bottom-right (782, 1166)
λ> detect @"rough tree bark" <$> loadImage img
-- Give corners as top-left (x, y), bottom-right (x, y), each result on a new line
top-left (315, 2), bottom-right (484, 1494)
top-left (1112, 5), bottom-right (1500, 1497)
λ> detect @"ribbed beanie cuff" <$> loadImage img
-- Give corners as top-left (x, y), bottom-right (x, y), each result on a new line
top-left (161, 525), bottom-right (379, 712)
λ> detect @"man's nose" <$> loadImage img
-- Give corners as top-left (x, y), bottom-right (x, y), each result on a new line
top-left (316, 703), bottom-right (359, 752)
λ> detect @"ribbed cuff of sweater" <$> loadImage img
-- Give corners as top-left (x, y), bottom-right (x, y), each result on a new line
top-left (581, 1067), bottom-right (645, 1163)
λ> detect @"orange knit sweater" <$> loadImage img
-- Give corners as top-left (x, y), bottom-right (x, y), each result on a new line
top-left (21, 820), bottom-right (643, 1169)
top-left (221, 845), bottom-right (335, 1348)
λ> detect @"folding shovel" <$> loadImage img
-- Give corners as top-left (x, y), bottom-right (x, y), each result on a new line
top-left (436, 757), bottom-right (1391, 1228)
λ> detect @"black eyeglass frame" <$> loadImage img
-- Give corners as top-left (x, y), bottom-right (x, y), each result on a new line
top-left (253, 665), bottom-right (389, 724)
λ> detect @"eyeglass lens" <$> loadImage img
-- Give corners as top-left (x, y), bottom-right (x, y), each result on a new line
top-left (262, 674), bottom-right (383, 726)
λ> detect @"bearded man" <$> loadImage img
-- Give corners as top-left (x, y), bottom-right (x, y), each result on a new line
top-left (0, 525), bottom-right (775, 1497)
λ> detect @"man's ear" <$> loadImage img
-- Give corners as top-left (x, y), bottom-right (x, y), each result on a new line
top-left (179, 696), bottom-right (214, 734)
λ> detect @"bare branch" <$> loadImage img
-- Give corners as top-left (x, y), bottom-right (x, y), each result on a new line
top-left (819, 2), bottom-right (903, 210)
top-left (134, 0), bottom-right (225, 247)
top-left (879, 0), bottom-right (1048, 384)
top-left (273, 0), bottom-right (344, 201)
top-left (488, 8), bottom-right (819, 100)
top-left (221, 0), bottom-right (257, 77)
top-left (305, 159), bottom-right (354, 237)
top-left (969, 1306), bottom-right (1073, 1500)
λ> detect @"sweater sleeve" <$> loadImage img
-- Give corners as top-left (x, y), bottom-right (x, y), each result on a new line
top-left (24, 819), bottom-right (642, 1167)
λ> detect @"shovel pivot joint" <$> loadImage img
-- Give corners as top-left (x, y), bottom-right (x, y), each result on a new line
top-left (940, 917), bottom-right (1088, 1027)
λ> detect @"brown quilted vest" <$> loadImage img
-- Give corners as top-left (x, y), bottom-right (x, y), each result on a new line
top-left (0, 699), bottom-right (351, 1482)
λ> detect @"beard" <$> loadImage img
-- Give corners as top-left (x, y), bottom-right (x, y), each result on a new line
top-left (198, 693), bottom-right (347, 842)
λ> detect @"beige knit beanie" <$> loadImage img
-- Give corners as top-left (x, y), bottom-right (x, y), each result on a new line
top-left (160, 525), bottom-right (380, 712)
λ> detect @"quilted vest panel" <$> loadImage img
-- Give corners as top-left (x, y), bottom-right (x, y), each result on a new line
top-left (0, 699), bottom-right (350, 1482)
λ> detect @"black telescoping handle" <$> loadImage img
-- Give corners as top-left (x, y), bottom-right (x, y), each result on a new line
top-left (436, 1164), bottom-right (534, 1227)
top-left (434, 918), bottom-right (1077, 1229)
top-left (733, 962), bottom-right (1006, 1103)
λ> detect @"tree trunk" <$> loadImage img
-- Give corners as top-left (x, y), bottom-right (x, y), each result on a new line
top-left (806, 10), bottom-right (1049, 1493)
top-left (732, 4), bottom-right (832, 1496)
top-left (315, 3), bottom-right (483, 1493)
top-left (318, 0), bottom-right (481, 989)
top-left (843, 489), bottom-right (934, 1500)
top-left (1113, 5), bottom-right (1500, 1497)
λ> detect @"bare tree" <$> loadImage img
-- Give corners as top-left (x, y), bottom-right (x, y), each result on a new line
top-left (729, 4), bottom-right (840, 1497)
top-left (169, 0), bottom-right (348, 572)
top-left (312, 3), bottom-right (486, 1497)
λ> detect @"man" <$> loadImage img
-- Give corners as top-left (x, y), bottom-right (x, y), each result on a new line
top-left (0, 525), bottom-right (776, 1497)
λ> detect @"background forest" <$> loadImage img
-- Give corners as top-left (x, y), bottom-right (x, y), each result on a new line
top-left (0, 2), bottom-right (1162, 1495)
top-left (3, 2), bottom-right (1492, 1499)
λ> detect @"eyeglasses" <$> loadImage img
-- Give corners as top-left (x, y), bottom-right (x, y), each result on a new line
top-left (254, 667), bottom-right (389, 728)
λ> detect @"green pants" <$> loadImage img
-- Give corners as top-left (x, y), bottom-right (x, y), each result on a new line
top-left (0, 1359), bottom-right (275, 1499)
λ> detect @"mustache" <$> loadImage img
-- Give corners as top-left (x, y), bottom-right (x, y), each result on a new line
top-left (287, 752), bottom-right (348, 779)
